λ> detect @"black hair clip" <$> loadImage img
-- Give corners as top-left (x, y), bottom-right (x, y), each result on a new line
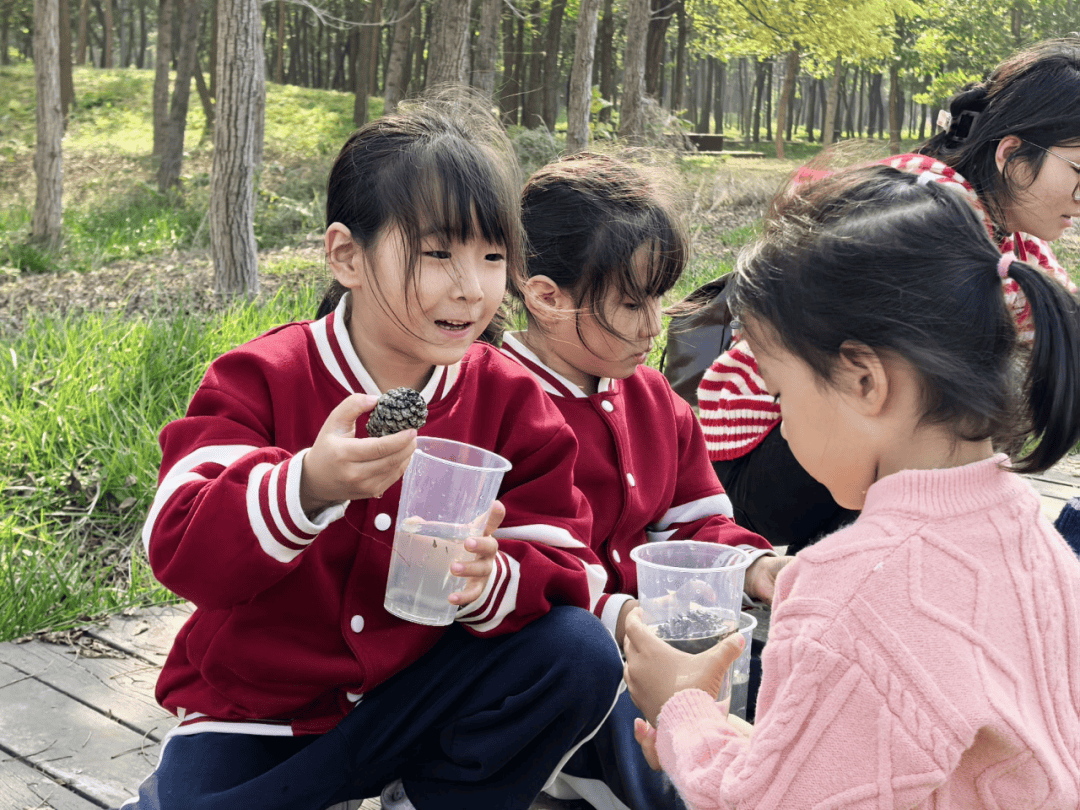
top-left (937, 109), bottom-right (981, 142)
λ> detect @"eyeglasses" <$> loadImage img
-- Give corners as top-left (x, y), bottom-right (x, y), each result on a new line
top-left (1021, 140), bottom-right (1080, 202)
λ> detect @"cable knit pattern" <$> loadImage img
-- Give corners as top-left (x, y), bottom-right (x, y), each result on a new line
top-left (656, 455), bottom-right (1080, 809)
top-left (697, 155), bottom-right (1075, 461)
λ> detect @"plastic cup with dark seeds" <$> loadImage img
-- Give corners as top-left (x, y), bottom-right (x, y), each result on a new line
top-left (366, 387), bottom-right (428, 438)
top-left (652, 608), bottom-right (739, 654)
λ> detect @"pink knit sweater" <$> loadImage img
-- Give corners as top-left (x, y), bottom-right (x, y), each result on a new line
top-left (656, 455), bottom-right (1080, 809)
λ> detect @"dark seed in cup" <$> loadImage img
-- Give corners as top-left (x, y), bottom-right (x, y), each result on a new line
top-left (653, 609), bottom-right (737, 654)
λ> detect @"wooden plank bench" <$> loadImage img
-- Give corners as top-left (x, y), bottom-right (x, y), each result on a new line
top-left (1, 466), bottom-right (1075, 808)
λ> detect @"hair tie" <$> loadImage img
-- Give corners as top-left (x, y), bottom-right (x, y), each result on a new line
top-left (997, 252), bottom-right (1015, 279)
top-left (916, 173), bottom-right (936, 187)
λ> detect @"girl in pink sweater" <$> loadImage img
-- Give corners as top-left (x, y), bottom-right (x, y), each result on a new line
top-left (624, 164), bottom-right (1080, 809)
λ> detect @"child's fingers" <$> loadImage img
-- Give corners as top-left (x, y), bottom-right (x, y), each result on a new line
top-left (450, 548), bottom-right (494, 581)
top-left (481, 500), bottom-right (506, 536)
top-left (448, 579), bottom-right (485, 606)
top-left (704, 629), bottom-right (746, 673)
top-left (462, 533), bottom-right (498, 559)
top-left (345, 427), bottom-right (417, 463)
top-left (633, 718), bottom-right (663, 771)
top-left (323, 393), bottom-right (378, 437)
top-left (449, 538), bottom-right (496, 605)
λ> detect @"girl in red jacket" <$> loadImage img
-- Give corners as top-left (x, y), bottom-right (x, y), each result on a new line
top-left (121, 94), bottom-right (623, 810)
top-left (499, 153), bottom-right (790, 810)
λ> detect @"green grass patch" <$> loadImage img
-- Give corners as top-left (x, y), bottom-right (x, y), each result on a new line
top-left (0, 286), bottom-right (323, 641)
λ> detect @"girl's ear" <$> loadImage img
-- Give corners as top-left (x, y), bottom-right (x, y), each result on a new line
top-left (326, 222), bottom-right (366, 288)
top-left (523, 275), bottom-right (573, 322)
top-left (995, 135), bottom-right (1023, 174)
top-left (835, 340), bottom-right (889, 416)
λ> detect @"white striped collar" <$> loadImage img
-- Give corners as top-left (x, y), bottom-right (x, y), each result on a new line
top-left (308, 293), bottom-right (459, 403)
top-left (499, 332), bottom-right (615, 399)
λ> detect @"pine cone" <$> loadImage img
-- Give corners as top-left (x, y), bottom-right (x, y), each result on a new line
top-left (366, 387), bottom-right (428, 437)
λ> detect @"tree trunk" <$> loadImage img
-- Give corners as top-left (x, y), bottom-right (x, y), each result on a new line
top-left (33, 0), bottom-right (63, 246)
top-left (157, 0), bottom-right (201, 191)
top-left (565, 0), bottom-right (600, 153)
top-left (889, 15), bottom-right (903, 151)
top-left (385, 0), bottom-right (419, 112)
top-left (696, 57), bottom-right (712, 133)
top-left (644, 0), bottom-right (673, 98)
top-left (353, 0), bottom-right (369, 125)
top-left (805, 77), bottom-right (816, 142)
top-left (786, 73), bottom-right (796, 141)
top-left (858, 67), bottom-right (867, 135)
top-left (750, 58), bottom-right (765, 143)
top-left (0, 0), bottom-right (9, 66)
top-left (918, 77), bottom-right (929, 140)
top-left (415, 2), bottom-right (431, 88)
top-left (252, 30), bottom-right (264, 169)
top-left (117, 0), bottom-right (128, 65)
top-left (672, 0), bottom-right (686, 112)
top-left (426, 0), bottom-right (471, 87)
top-left (597, 0), bottom-right (613, 122)
top-left (708, 59), bottom-right (717, 133)
top-left (497, 5), bottom-right (518, 124)
top-left (889, 60), bottom-right (901, 152)
top-left (76, 0), bottom-right (89, 63)
top-left (687, 59), bottom-right (697, 127)
top-left (618, 0), bottom-right (648, 144)
top-left (867, 71), bottom-right (882, 138)
top-left (521, 0), bottom-right (543, 128)
top-left (59, 0), bottom-right (73, 116)
top-left (274, 0), bottom-right (284, 82)
top-left (209, 0), bottom-right (217, 95)
top-left (736, 58), bottom-right (747, 138)
top-left (843, 70), bottom-right (856, 138)
top-left (472, 0), bottom-right (499, 98)
top-left (194, 50), bottom-right (215, 137)
top-left (102, 0), bottom-right (113, 66)
top-left (367, 0), bottom-right (382, 95)
top-left (822, 55), bottom-right (840, 146)
top-left (774, 48), bottom-right (798, 160)
top-left (211, 0), bottom-right (260, 297)
top-left (151, 0), bottom-right (172, 157)
top-left (137, 0), bottom-right (148, 67)
top-left (540, 0), bottom-right (567, 130)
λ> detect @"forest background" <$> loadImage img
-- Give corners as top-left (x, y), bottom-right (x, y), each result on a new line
top-left (1, 0), bottom-right (1079, 642)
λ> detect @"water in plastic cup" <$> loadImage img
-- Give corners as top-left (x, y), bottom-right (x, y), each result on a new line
top-left (729, 611), bottom-right (758, 720)
top-left (384, 437), bottom-right (511, 626)
top-left (630, 541), bottom-right (751, 708)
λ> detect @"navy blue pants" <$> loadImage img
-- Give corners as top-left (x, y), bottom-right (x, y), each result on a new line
top-left (560, 689), bottom-right (687, 810)
top-left (1054, 497), bottom-right (1080, 557)
top-left (120, 607), bottom-right (624, 810)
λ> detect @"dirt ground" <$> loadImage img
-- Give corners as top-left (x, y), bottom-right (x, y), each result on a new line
top-left (0, 205), bottom-right (765, 330)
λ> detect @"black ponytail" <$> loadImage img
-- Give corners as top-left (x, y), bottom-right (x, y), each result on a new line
top-left (1002, 259), bottom-right (1080, 473)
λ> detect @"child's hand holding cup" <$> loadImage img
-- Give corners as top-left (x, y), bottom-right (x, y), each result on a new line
top-left (384, 437), bottom-right (511, 626)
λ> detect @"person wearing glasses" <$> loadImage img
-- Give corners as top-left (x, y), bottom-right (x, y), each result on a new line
top-left (697, 37), bottom-right (1080, 556)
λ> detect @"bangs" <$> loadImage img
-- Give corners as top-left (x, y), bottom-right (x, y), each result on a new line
top-left (382, 140), bottom-right (519, 254)
top-left (603, 210), bottom-right (687, 304)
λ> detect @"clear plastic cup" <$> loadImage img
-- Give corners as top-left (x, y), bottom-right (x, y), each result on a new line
top-left (384, 437), bottom-right (511, 626)
top-left (729, 611), bottom-right (758, 720)
top-left (630, 542), bottom-right (751, 708)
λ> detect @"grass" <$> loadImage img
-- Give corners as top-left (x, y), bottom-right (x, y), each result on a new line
top-left (0, 285), bottom-right (323, 640)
